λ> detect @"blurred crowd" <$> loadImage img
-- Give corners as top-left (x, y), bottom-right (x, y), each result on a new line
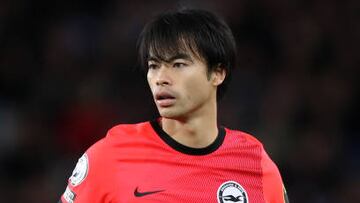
top-left (0, 0), bottom-right (359, 202)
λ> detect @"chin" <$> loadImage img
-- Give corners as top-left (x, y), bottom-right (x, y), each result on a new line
top-left (158, 109), bottom-right (182, 119)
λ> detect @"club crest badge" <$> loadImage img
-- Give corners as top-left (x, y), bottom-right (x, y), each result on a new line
top-left (69, 153), bottom-right (89, 186)
top-left (217, 181), bottom-right (249, 203)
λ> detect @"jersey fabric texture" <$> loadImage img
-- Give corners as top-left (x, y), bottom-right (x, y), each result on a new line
top-left (61, 120), bottom-right (288, 203)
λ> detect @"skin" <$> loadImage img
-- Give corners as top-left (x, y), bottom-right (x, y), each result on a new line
top-left (147, 51), bottom-right (226, 148)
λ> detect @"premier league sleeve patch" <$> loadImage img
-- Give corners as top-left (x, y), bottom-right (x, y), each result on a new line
top-left (217, 181), bottom-right (249, 203)
top-left (63, 186), bottom-right (76, 203)
top-left (69, 153), bottom-right (89, 186)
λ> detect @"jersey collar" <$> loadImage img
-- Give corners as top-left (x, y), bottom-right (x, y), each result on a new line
top-left (150, 120), bottom-right (225, 156)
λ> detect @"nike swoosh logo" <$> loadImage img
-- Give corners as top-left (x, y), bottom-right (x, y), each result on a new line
top-left (134, 187), bottom-right (165, 197)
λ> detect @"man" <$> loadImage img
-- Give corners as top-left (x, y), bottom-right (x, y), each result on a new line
top-left (60, 9), bottom-right (289, 203)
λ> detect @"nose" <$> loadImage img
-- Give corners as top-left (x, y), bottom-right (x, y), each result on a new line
top-left (155, 66), bottom-right (172, 86)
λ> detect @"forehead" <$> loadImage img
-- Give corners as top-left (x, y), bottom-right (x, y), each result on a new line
top-left (148, 45), bottom-right (204, 64)
top-left (148, 34), bottom-right (204, 58)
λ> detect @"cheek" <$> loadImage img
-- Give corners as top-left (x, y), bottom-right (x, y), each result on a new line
top-left (183, 78), bottom-right (210, 100)
top-left (146, 72), bottom-right (151, 83)
top-left (147, 74), bottom-right (154, 91)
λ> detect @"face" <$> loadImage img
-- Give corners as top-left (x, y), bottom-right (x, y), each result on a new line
top-left (147, 51), bottom-right (225, 120)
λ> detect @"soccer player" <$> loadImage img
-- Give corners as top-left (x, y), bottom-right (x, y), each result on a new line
top-left (60, 9), bottom-right (289, 203)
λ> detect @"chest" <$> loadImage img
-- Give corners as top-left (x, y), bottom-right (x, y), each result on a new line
top-left (100, 146), bottom-right (264, 203)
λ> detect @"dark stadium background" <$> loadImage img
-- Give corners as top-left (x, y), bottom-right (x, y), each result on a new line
top-left (0, 0), bottom-right (358, 202)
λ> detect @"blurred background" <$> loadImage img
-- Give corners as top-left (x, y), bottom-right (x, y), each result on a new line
top-left (0, 0), bottom-right (359, 202)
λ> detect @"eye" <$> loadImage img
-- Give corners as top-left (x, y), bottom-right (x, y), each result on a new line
top-left (148, 63), bottom-right (159, 70)
top-left (173, 62), bottom-right (187, 68)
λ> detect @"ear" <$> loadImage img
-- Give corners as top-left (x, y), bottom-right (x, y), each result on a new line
top-left (211, 65), bottom-right (226, 86)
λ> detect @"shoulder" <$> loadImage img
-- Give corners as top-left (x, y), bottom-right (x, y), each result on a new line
top-left (225, 128), bottom-right (283, 173)
top-left (61, 121), bottom-right (152, 202)
top-left (73, 121), bottom-right (152, 176)
top-left (83, 121), bottom-right (152, 157)
top-left (224, 128), bottom-right (286, 202)
top-left (226, 128), bottom-right (282, 177)
top-left (222, 128), bottom-right (268, 169)
top-left (224, 127), bottom-right (264, 149)
top-left (105, 121), bottom-right (151, 139)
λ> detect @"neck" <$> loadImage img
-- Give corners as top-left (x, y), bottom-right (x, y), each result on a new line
top-left (161, 99), bottom-right (218, 148)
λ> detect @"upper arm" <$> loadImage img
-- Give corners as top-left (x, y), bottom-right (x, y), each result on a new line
top-left (60, 139), bottom-right (107, 203)
top-left (261, 149), bottom-right (289, 203)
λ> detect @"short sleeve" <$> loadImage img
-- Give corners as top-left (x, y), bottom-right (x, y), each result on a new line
top-left (261, 149), bottom-right (288, 203)
top-left (60, 138), bottom-right (108, 203)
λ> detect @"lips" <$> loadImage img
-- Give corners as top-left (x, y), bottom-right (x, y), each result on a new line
top-left (155, 91), bottom-right (176, 107)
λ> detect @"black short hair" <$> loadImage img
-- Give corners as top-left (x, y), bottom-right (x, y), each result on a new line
top-left (137, 9), bottom-right (237, 100)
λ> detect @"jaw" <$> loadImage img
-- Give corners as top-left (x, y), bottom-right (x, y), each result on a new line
top-left (156, 99), bottom-right (208, 122)
top-left (157, 105), bottom-right (180, 118)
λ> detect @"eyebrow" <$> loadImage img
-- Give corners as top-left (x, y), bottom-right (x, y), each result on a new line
top-left (148, 53), bottom-right (193, 63)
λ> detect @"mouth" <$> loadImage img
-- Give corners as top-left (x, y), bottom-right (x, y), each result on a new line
top-left (155, 91), bottom-right (176, 107)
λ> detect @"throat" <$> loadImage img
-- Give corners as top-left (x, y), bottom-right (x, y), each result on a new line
top-left (160, 118), bottom-right (218, 148)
